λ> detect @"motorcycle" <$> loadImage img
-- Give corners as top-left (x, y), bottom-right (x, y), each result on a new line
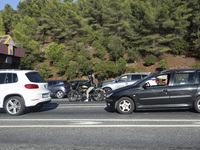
top-left (68, 81), bottom-right (104, 102)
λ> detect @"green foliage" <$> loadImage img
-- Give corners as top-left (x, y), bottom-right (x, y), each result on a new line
top-left (144, 55), bottom-right (156, 66)
top-left (64, 61), bottom-right (80, 80)
top-left (108, 36), bottom-right (125, 62)
top-left (14, 30), bottom-right (42, 69)
top-left (36, 62), bottom-right (53, 80)
top-left (92, 40), bottom-right (107, 59)
top-left (0, 14), bottom-right (5, 35)
top-left (158, 60), bottom-right (168, 70)
top-left (117, 57), bottom-right (127, 74)
top-left (191, 63), bottom-right (200, 68)
top-left (1, 0), bottom-right (200, 79)
top-left (126, 47), bottom-right (141, 62)
top-left (45, 42), bottom-right (66, 65)
top-left (94, 60), bottom-right (117, 80)
top-left (1, 4), bottom-right (16, 33)
top-left (169, 40), bottom-right (190, 55)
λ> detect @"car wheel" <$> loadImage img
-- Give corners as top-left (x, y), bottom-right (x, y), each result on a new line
top-left (116, 97), bottom-right (134, 114)
top-left (29, 103), bottom-right (43, 112)
top-left (56, 90), bottom-right (65, 99)
top-left (194, 97), bottom-right (200, 113)
top-left (4, 96), bottom-right (25, 116)
top-left (103, 87), bottom-right (112, 94)
top-left (68, 90), bottom-right (79, 102)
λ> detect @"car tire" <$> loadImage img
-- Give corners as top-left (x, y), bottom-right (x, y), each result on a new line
top-left (29, 103), bottom-right (43, 112)
top-left (4, 96), bottom-right (25, 116)
top-left (103, 87), bottom-right (112, 94)
top-left (56, 90), bottom-right (65, 99)
top-left (68, 90), bottom-right (79, 102)
top-left (116, 97), bottom-right (134, 114)
top-left (194, 97), bottom-right (200, 113)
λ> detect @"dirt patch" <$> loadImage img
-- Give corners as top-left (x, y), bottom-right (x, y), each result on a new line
top-left (128, 54), bottom-right (200, 73)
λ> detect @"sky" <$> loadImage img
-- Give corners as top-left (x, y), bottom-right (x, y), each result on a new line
top-left (0, 0), bottom-right (23, 10)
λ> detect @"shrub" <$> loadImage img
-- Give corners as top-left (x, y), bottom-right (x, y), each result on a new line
top-left (144, 55), bottom-right (156, 66)
top-left (192, 63), bottom-right (200, 68)
top-left (158, 60), bottom-right (168, 70)
top-left (36, 62), bottom-right (53, 80)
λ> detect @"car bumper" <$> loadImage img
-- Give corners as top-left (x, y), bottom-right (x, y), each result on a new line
top-left (24, 92), bottom-right (52, 107)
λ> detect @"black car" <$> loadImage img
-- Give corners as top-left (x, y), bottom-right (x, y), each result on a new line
top-left (105, 69), bottom-right (200, 114)
top-left (47, 80), bottom-right (70, 98)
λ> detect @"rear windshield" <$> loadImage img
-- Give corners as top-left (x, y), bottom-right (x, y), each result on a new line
top-left (26, 72), bottom-right (45, 83)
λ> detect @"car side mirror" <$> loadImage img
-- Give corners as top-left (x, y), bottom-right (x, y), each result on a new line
top-left (143, 82), bottom-right (150, 89)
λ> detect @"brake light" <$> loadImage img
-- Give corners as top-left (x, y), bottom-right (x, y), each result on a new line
top-left (25, 84), bottom-right (39, 89)
top-left (156, 79), bottom-right (159, 82)
top-left (62, 85), bottom-right (68, 88)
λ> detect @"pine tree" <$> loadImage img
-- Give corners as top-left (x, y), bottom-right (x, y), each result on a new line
top-left (0, 14), bottom-right (5, 35)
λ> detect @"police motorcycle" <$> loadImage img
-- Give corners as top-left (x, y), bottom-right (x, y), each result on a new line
top-left (68, 81), bottom-right (104, 102)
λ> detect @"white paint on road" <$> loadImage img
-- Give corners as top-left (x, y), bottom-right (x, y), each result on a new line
top-left (1, 119), bottom-right (200, 128)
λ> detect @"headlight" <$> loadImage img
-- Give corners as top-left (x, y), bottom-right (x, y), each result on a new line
top-left (106, 93), bottom-right (113, 98)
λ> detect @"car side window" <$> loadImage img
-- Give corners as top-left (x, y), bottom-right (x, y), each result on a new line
top-left (173, 72), bottom-right (195, 85)
top-left (0, 73), bottom-right (6, 84)
top-left (147, 74), bottom-right (170, 86)
top-left (5, 73), bottom-right (12, 83)
top-left (132, 75), bottom-right (141, 80)
top-left (118, 75), bottom-right (128, 82)
top-left (13, 73), bottom-right (18, 83)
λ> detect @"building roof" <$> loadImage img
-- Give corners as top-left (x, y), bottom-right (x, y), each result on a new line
top-left (0, 35), bottom-right (15, 46)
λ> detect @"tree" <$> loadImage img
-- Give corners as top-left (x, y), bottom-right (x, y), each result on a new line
top-left (39, 0), bottom-right (81, 42)
top-left (35, 62), bottom-right (53, 79)
top-left (1, 4), bottom-right (16, 33)
top-left (108, 36), bottom-right (125, 63)
top-left (45, 42), bottom-right (66, 66)
top-left (0, 14), bottom-right (5, 35)
top-left (94, 60), bottom-right (117, 80)
top-left (117, 57), bottom-right (127, 75)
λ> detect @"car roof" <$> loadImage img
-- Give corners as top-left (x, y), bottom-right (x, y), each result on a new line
top-left (47, 80), bottom-right (65, 81)
top-left (0, 69), bottom-right (39, 73)
top-left (122, 72), bottom-right (151, 76)
top-left (160, 68), bottom-right (200, 74)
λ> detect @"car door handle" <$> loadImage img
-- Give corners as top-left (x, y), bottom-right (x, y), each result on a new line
top-left (163, 89), bottom-right (168, 93)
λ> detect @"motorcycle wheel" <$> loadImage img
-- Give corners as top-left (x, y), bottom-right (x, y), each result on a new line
top-left (68, 90), bottom-right (79, 102)
top-left (93, 90), bottom-right (104, 101)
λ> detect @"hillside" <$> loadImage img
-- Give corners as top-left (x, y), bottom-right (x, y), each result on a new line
top-left (131, 53), bottom-right (199, 73)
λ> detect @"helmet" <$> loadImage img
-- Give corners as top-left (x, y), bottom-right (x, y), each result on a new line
top-left (88, 74), bottom-right (92, 79)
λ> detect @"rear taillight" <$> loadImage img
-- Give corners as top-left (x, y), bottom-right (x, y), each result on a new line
top-left (156, 79), bottom-right (159, 82)
top-left (62, 85), bottom-right (68, 88)
top-left (25, 84), bottom-right (39, 89)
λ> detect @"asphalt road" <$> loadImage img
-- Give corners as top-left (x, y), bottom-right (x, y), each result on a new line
top-left (0, 98), bottom-right (200, 150)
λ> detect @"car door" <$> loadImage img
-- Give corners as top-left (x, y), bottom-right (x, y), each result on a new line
top-left (0, 73), bottom-right (18, 107)
top-left (168, 71), bottom-right (198, 104)
top-left (136, 74), bottom-right (171, 106)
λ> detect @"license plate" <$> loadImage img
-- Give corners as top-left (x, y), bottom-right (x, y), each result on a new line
top-left (42, 93), bottom-right (49, 98)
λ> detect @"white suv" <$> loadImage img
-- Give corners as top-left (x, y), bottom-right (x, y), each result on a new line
top-left (0, 69), bottom-right (51, 115)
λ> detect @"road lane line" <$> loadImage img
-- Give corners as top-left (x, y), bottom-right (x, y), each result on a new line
top-left (1, 119), bottom-right (200, 122)
top-left (1, 125), bottom-right (200, 128)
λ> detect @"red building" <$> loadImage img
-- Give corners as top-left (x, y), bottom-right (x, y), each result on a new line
top-left (0, 35), bottom-right (25, 69)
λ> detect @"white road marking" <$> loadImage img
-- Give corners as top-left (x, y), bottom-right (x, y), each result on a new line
top-left (0, 125), bottom-right (200, 128)
top-left (0, 119), bottom-right (200, 122)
